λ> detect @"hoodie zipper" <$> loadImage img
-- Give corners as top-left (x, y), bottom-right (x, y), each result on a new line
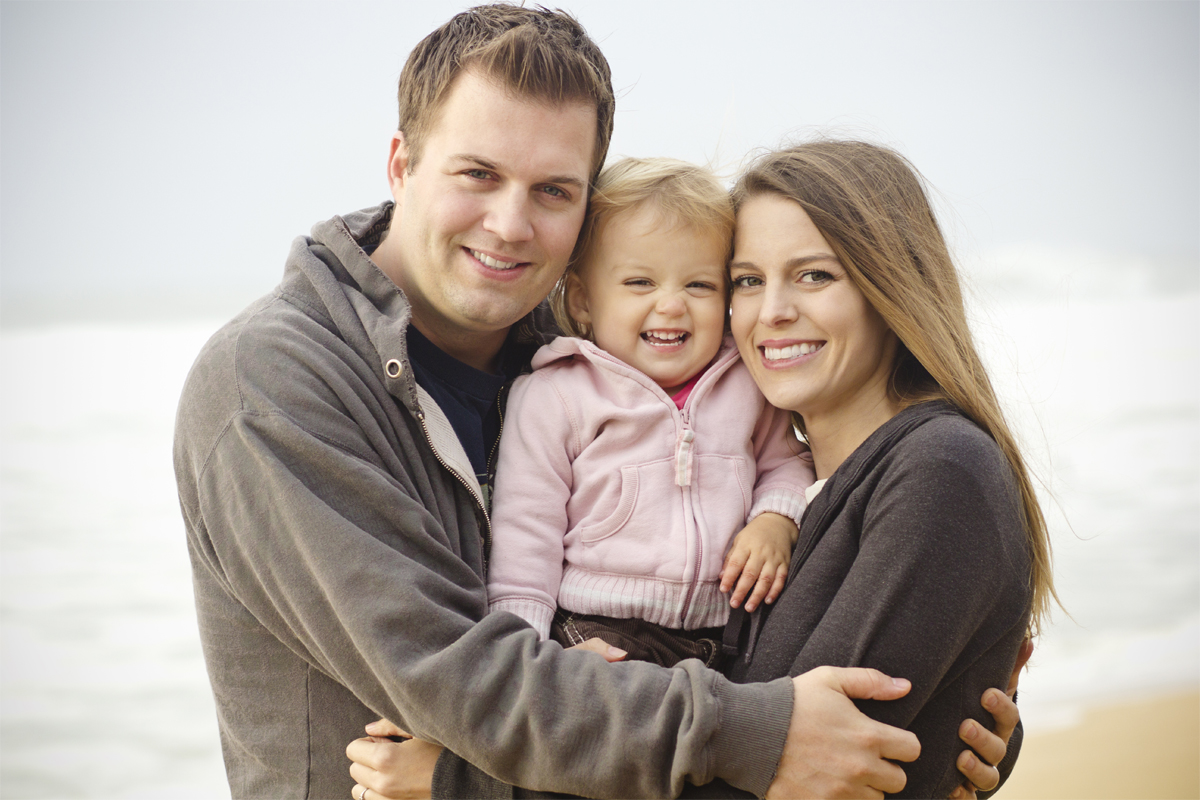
top-left (413, 406), bottom-right (493, 575)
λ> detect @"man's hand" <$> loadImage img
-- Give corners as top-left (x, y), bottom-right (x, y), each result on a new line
top-left (949, 638), bottom-right (1032, 798)
top-left (767, 667), bottom-right (920, 799)
top-left (720, 512), bottom-right (798, 612)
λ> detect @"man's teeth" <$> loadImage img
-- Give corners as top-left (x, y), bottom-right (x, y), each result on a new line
top-left (470, 249), bottom-right (520, 270)
top-left (642, 331), bottom-right (687, 345)
top-left (763, 342), bottom-right (823, 360)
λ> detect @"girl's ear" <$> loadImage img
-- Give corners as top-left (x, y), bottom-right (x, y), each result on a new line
top-left (565, 272), bottom-right (591, 328)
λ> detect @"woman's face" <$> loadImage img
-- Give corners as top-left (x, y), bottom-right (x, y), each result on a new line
top-left (729, 193), bottom-right (897, 423)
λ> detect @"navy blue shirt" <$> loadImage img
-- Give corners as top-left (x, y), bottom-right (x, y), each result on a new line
top-left (406, 325), bottom-right (519, 498)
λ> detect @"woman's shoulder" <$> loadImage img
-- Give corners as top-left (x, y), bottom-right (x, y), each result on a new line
top-left (883, 403), bottom-right (1014, 491)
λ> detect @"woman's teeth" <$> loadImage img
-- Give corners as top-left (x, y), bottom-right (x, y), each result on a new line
top-left (642, 331), bottom-right (688, 346)
top-left (470, 249), bottom-right (520, 270)
top-left (764, 342), bottom-right (823, 361)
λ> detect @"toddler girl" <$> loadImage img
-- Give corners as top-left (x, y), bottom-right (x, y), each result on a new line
top-left (486, 158), bottom-right (815, 667)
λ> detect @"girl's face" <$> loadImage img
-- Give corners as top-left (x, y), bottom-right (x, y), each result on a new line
top-left (729, 193), bottom-right (897, 423)
top-left (568, 204), bottom-right (728, 394)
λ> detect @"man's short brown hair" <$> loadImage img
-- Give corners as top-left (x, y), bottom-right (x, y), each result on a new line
top-left (397, 4), bottom-right (614, 182)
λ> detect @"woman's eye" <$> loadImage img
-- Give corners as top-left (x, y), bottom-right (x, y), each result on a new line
top-left (799, 270), bottom-right (833, 283)
top-left (731, 275), bottom-right (762, 289)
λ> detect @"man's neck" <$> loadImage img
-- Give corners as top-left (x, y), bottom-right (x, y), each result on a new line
top-left (371, 228), bottom-right (507, 373)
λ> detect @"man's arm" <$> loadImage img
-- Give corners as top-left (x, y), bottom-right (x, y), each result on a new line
top-left (178, 344), bottom-right (793, 798)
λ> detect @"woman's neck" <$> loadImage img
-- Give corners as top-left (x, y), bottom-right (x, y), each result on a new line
top-left (804, 393), bottom-right (904, 480)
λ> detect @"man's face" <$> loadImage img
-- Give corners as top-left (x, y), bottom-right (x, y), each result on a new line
top-left (385, 69), bottom-right (596, 361)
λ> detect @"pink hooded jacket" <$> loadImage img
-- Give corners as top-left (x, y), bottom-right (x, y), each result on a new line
top-left (487, 336), bottom-right (816, 639)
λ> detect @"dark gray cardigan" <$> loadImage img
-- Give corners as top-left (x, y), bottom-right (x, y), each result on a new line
top-left (714, 401), bottom-right (1031, 798)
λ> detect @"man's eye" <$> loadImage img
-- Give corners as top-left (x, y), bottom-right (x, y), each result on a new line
top-left (465, 169), bottom-right (491, 180)
top-left (541, 185), bottom-right (568, 199)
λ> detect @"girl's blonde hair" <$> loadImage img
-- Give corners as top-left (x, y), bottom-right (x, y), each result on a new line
top-left (733, 140), bottom-right (1059, 636)
top-left (550, 157), bottom-right (734, 339)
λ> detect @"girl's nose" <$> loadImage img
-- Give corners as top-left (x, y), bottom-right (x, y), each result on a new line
top-left (655, 293), bottom-right (686, 317)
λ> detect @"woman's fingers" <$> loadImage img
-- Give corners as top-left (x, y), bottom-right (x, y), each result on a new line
top-left (364, 718), bottom-right (409, 739)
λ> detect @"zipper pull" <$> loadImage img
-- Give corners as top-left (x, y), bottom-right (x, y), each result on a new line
top-left (675, 429), bottom-right (695, 487)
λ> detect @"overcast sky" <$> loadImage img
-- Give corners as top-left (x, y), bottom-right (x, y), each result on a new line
top-left (2, 0), bottom-right (1197, 324)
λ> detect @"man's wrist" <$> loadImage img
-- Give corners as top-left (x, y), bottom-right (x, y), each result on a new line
top-left (708, 676), bottom-right (794, 798)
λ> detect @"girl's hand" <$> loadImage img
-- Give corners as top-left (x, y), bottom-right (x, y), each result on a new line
top-left (720, 512), bottom-right (798, 612)
top-left (346, 720), bottom-right (440, 800)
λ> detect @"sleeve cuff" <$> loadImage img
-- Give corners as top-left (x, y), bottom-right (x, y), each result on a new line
top-left (708, 676), bottom-right (794, 798)
top-left (748, 488), bottom-right (808, 528)
top-left (487, 597), bottom-right (555, 641)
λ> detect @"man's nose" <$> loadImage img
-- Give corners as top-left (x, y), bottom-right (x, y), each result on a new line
top-left (483, 188), bottom-right (534, 242)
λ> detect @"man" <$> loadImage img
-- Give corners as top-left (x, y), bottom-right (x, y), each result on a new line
top-left (175, 6), bottom-right (1016, 798)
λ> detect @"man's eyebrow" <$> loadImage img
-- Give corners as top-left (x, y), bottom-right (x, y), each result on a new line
top-left (729, 254), bottom-right (840, 271)
top-left (450, 154), bottom-right (587, 191)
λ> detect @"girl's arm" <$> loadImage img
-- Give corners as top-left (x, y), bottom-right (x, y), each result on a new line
top-left (485, 374), bottom-right (577, 639)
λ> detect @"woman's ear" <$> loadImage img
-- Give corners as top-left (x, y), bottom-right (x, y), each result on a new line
top-left (565, 273), bottom-right (591, 328)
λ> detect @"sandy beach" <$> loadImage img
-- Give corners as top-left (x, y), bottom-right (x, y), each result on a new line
top-left (997, 690), bottom-right (1200, 799)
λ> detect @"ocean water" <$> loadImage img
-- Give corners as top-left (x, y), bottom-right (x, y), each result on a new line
top-left (1, 289), bottom-right (1197, 797)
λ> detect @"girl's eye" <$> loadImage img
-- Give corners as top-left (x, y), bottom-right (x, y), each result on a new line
top-left (688, 282), bottom-right (719, 292)
top-left (624, 278), bottom-right (653, 287)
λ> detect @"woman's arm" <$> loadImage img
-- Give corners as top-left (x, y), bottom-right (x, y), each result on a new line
top-left (771, 423), bottom-right (1032, 797)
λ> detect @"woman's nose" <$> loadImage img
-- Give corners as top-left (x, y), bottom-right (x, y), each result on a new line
top-left (759, 285), bottom-right (799, 327)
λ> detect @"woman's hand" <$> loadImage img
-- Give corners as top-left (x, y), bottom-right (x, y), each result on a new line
top-left (949, 638), bottom-right (1033, 798)
top-left (721, 512), bottom-right (798, 611)
top-left (344, 641), bottom-right (624, 800)
top-left (347, 719), bottom-right (441, 800)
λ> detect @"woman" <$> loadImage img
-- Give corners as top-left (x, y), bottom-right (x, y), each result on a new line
top-left (347, 140), bottom-right (1044, 798)
top-left (719, 140), bottom-right (1054, 797)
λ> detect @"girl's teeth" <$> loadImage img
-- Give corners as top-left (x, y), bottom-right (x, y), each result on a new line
top-left (764, 342), bottom-right (823, 360)
top-left (470, 249), bottom-right (519, 270)
top-left (642, 331), bottom-right (687, 345)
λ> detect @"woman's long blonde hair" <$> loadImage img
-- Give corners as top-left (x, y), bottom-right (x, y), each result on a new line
top-left (733, 140), bottom-right (1059, 636)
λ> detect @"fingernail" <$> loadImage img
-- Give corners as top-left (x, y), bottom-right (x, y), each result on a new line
top-left (964, 722), bottom-right (977, 741)
top-left (984, 692), bottom-right (997, 710)
top-left (891, 678), bottom-right (910, 690)
top-left (607, 646), bottom-right (627, 659)
top-left (965, 753), bottom-right (976, 769)
top-left (365, 721), bottom-right (381, 734)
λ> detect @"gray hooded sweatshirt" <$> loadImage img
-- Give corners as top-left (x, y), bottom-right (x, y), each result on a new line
top-left (173, 203), bottom-right (794, 800)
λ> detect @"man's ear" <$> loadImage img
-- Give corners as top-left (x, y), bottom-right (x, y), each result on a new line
top-left (565, 272), bottom-right (591, 327)
top-left (386, 132), bottom-right (411, 201)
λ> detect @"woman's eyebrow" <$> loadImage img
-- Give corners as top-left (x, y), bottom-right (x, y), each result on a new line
top-left (728, 254), bottom-right (839, 271)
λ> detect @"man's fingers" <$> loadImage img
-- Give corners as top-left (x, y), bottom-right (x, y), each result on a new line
top-left (566, 637), bottom-right (627, 662)
top-left (983, 687), bottom-right (1020, 744)
top-left (827, 665), bottom-right (913, 702)
top-left (956, 748), bottom-right (998, 794)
